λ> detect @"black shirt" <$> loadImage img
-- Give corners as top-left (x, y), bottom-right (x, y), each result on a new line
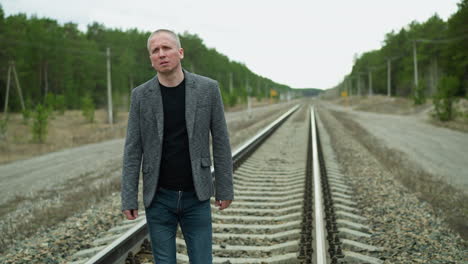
top-left (158, 79), bottom-right (194, 191)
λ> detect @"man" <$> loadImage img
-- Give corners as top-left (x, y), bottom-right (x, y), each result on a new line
top-left (121, 29), bottom-right (233, 264)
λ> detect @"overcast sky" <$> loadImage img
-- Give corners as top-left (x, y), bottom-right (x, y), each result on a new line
top-left (1, 0), bottom-right (459, 89)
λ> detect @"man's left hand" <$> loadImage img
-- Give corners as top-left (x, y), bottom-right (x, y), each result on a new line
top-left (215, 200), bottom-right (232, 210)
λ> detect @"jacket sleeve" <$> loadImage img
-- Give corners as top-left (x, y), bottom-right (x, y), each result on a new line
top-left (121, 89), bottom-right (143, 211)
top-left (210, 81), bottom-right (234, 201)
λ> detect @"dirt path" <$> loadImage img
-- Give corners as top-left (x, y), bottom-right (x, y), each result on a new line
top-left (319, 101), bottom-right (468, 194)
top-left (0, 139), bottom-right (123, 205)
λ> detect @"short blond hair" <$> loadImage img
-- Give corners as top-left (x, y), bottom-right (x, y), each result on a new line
top-left (147, 29), bottom-right (181, 53)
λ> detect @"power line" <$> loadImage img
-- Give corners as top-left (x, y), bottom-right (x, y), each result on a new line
top-left (351, 33), bottom-right (468, 72)
top-left (415, 34), bottom-right (468, 44)
top-left (346, 33), bottom-right (468, 86)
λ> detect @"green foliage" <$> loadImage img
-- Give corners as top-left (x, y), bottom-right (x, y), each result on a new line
top-left (55, 94), bottom-right (66, 115)
top-left (81, 94), bottom-right (95, 123)
top-left (413, 82), bottom-right (426, 105)
top-left (44, 93), bottom-right (55, 111)
top-left (446, 0), bottom-right (468, 86)
top-left (44, 93), bottom-right (65, 116)
top-left (255, 93), bottom-right (263, 102)
top-left (21, 99), bottom-right (34, 124)
top-left (44, 93), bottom-right (56, 120)
top-left (31, 104), bottom-right (49, 143)
top-left (433, 76), bottom-right (460, 121)
top-left (21, 108), bottom-right (31, 123)
top-left (227, 93), bottom-right (238, 107)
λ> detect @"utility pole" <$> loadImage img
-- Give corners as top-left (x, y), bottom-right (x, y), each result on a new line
top-left (434, 57), bottom-right (438, 94)
top-left (343, 77), bottom-right (349, 95)
top-left (413, 40), bottom-right (419, 88)
top-left (430, 58), bottom-right (438, 96)
top-left (106, 47), bottom-right (113, 125)
top-left (368, 69), bottom-right (373, 96)
top-left (4, 61), bottom-right (26, 114)
top-left (246, 78), bottom-right (251, 117)
top-left (44, 61), bottom-right (49, 102)
top-left (387, 59), bottom-right (391, 97)
top-left (11, 61), bottom-right (25, 111)
top-left (344, 78), bottom-right (347, 96)
top-left (129, 76), bottom-right (134, 90)
top-left (229, 72), bottom-right (233, 94)
top-left (357, 74), bottom-right (361, 96)
top-left (3, 63), bottom-right (12, 115)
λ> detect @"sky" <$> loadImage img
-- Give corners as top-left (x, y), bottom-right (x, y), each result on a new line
top-left (1, 0), bottom-right (459, 89)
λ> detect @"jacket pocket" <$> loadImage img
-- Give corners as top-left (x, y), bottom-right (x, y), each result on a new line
top-left (201, 157), bottom-right (212, 168)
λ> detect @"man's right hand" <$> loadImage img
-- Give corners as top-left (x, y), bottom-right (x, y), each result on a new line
top-left (123, 209), bottom-right (139, 220)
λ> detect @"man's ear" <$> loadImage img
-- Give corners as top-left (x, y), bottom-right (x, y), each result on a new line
top-left (179, 48), bottom-right (184, 59)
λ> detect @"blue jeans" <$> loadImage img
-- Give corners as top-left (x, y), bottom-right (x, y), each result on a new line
top-left (145, 187), bottom-right (213, 264)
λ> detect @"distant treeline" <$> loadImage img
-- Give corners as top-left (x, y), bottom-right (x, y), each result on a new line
top-left (299, 88), bottom-right (322, 97)
top-left (335, 0), bottom-right (468, 98)
top-left (0, 5), bottom-right (293, 112)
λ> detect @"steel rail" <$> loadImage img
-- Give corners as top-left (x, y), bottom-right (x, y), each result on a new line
top-left (311, 106), bottom-right (328, 263)
top-left (84, 104), bottom-right (300, 264)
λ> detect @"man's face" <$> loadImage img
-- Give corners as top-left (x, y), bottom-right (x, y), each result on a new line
top-left (148, 32), bottom-right (184, 74)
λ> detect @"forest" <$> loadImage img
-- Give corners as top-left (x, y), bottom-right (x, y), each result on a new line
top-left (0, 5), bottom-right (294, 113)
top-left (333, 0), bottom-right (467, 102)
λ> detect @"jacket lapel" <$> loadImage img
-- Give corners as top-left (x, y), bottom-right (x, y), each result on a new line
top-left (184, 70), bottom-right (197, 139)
top-left (145, 76), bottom-right (164, 142)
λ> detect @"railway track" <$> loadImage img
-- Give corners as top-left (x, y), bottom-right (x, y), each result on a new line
top-left (68, 104), bottom-right (384, 264)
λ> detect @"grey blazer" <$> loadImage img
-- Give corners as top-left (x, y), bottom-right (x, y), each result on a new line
top-left (121, 70), bottom-right (233, 211)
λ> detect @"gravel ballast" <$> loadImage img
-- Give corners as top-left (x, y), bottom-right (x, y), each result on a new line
top-left (317, 107), bottom-right (466, 263)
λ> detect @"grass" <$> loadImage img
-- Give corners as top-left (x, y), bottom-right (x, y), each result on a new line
top-left (329, 110), bottom-right (468, 241)
top-left (0, 109), bottom-right (128, 164)
top-left (429, 105), bottom-right (468, 133)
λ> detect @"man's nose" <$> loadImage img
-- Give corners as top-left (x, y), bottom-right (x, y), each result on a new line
top-left (159, 50), bottom-right (166, 57)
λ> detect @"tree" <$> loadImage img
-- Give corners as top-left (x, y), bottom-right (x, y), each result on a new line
top-left (31, 104), bottom-right (49, 143)
top-left (445, 0), bottom-right (468, 97)
top-left (81, 94), bottom-right (95, 123)
top-left (433, 76), bottom-right (460, 121)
